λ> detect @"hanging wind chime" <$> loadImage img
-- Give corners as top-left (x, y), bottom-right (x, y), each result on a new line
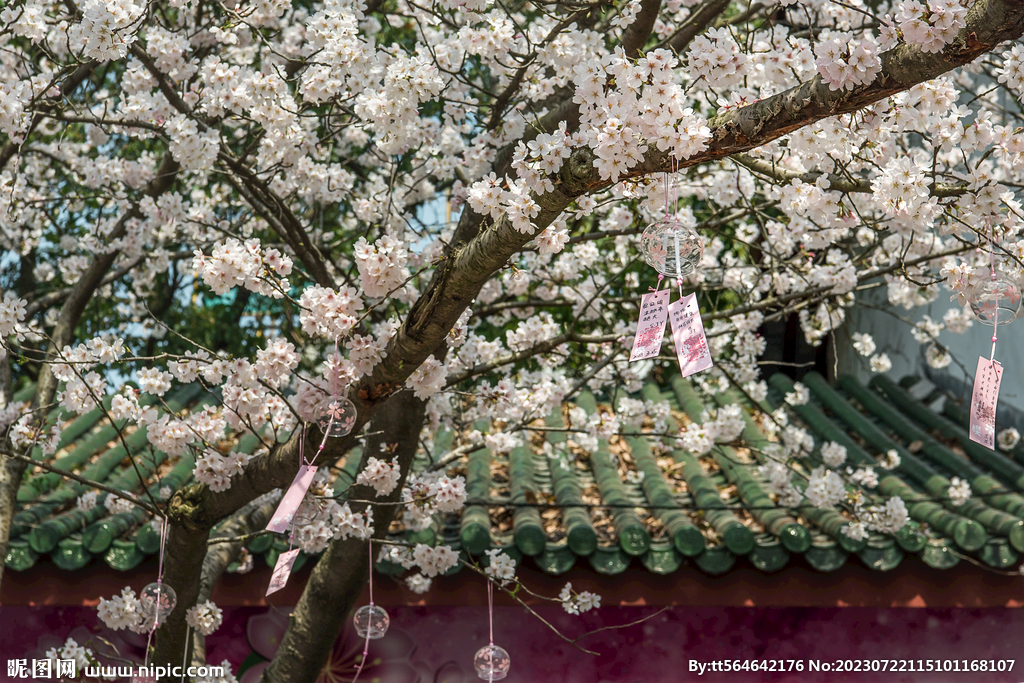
top-left (350, 540), bottom-right (390, 683)
top-left (316, 340), bottom-right (358, 437)
top-left (131, 518), bottom-right (175, 682)
top-left (630, 167), bottom-right (712, 379)
top-left (474, 580), bottom-right (511, 681)
top-left (964, 231), bottom-right (1021, 450)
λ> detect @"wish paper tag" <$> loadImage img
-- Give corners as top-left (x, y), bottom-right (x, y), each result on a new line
top-left (969, 356), bottom-right (1003, 449)
top-left (668, 293), bottom-right (713, 378)
top-left (630, 289), bottom-right (670, 361)
top-left (267, 549), bottom-right (300, 596)
top-left (131, 676), bottom-right (157, 683)
top-left (266, 465), bottom-right (318, 533)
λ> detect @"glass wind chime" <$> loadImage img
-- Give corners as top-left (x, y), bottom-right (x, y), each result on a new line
top-left (316, 345), bottom-right (358, 437)
top-left (349, 540), bottom-right (390, 683)
top-left (474, 579), bottom-right (511, 680)
top-left (963, 229), bottom-right (1021, 451)
top-left (630, 168), bottom-right (712, 379)
top-left (132, 518), bottom-right (175, 682)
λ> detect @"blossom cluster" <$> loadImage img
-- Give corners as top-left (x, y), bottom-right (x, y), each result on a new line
top-left (559, 582), bottom-right (602, 615)
top-left (186, 600), bottom-right (224, 636)
top-left (96, 587), bottom-right (148, 634)
top-left (484, 549), bottom-right (517, 585)
top-left (193, 238), bottom-right (293, 298)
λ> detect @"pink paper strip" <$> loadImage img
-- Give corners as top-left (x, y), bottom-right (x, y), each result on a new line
top-left (266, 549), bottom-right (300, 596)
top-left (969, 356), bottom-right (1002, 450)
top-left (630, 289), bottom-right (670, 362)
top-left (266, 465), bottom-right (318, 533)
top-left (668, 293), bottom-right (713, 378)
top-left (131, 676), bottom-right (157, 683)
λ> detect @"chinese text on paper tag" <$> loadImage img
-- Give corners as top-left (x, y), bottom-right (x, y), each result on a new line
top-left (969, 357), bottom-right (1002, 449)
top-left (630, 289), bottom-right (670, 361)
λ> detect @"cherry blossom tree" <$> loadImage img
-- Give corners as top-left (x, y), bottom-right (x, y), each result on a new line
top-left (1, 0), bottom-right (1023, 678)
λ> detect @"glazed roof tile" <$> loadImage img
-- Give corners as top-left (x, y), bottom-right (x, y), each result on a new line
top-left (6, 372), bottom-right (1023, 579)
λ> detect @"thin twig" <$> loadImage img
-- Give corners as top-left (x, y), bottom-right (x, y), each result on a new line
top-left (0, 448), bottom-right (161, 515)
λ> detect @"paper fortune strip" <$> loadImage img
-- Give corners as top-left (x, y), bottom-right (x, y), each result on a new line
top-left (267, 549), bottom-right (300, 596)
top-left (969, 356), bottom-right (1003, 450)
top-left (266, 465), bottom-right (318, 534)
top-left (630, 289), bottom-right (670, 362)
top-left (668, 293), bottom-right (713, 378)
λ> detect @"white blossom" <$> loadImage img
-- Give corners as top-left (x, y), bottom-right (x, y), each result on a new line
top-left (412, 544), bottom-right (460, 577)
top-left (947, 477), bottom-right (971, 506)
top-left (356, 457), bottom-right (402, 497)
top-left (997, 428), bottom-right (1020, 451)
top-left (185, 600), bottom-right (223, 636)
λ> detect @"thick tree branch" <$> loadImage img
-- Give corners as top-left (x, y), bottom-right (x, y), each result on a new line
top-left (622, 0), bottom-right (663, 58)
top-left (189, 499), bottom-right (276, 666)
top-left (658, 0), bottom-right (1024, 171)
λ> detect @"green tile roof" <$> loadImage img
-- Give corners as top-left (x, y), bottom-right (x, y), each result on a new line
top-left (6, 372), bottom-right (1024, 581)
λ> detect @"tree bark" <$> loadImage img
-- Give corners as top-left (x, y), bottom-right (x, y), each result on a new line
top-left (622, 0), bottom-right (663, 58)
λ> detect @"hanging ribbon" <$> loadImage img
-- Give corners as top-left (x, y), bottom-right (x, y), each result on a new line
top-left (487, 579), bottom-right (494, 649)
top-left (989, 232), bottom-right (999, 361)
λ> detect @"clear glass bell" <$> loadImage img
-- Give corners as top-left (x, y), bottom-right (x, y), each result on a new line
top-left (966, 273), bottom-right (1022, 326)
top-left (353, 604), bottom-right (389, 639)
top-left (315, 396), bottom-right (357, 437)
top-left (639, 216), bottom-right (703, 278)
top-left (139, 582), bottom-right (176, 629)
top-left (474, 644), bottom-right (511, 681)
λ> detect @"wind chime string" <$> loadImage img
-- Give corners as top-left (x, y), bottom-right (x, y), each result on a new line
top-left (157, 516), bottom-right (167, 586)
top-left (487, 579), bottom-right (494, 647)
top-left (350, 539), bottom-right (374, 683)
top-left (143, 517), bottom-right (171, 668)
top-left (669, 157), bottom-right (684, 297)
top-left (180, 624), bottom-right (191, 683)
top-left (990, 230), bottom-right (999, 362)
top-left (318, 340), bottom-right (342, 456)
top-left (663, 171), bottom-right (670, 219)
